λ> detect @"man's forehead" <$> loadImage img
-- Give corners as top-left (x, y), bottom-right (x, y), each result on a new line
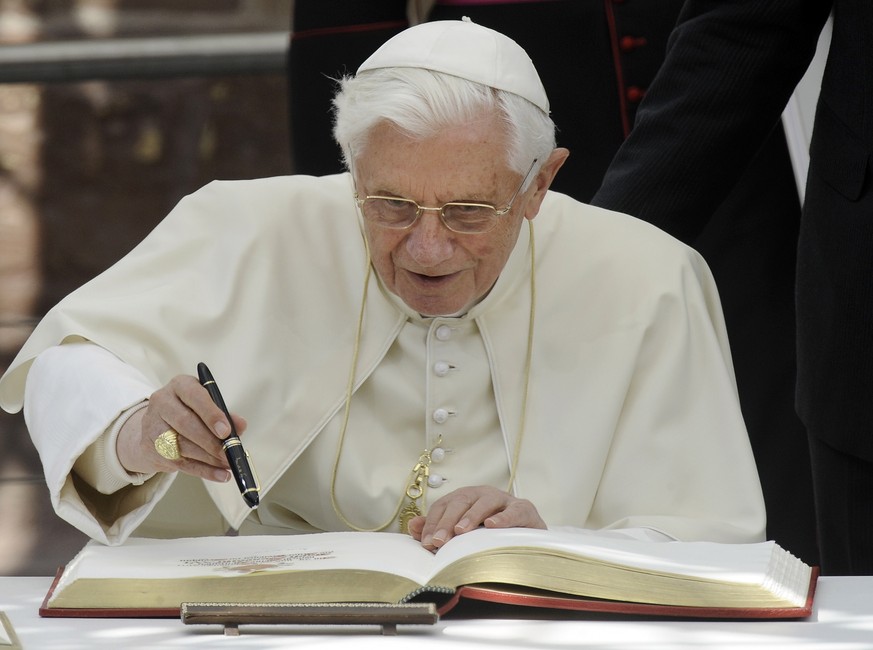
top-left (356, 122), bottom-right (511, 195)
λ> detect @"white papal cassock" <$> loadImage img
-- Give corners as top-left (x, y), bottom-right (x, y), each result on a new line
top-left (0, 173), bottom-right (765, 546)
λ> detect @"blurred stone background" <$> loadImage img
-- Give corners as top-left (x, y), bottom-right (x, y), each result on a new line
top-left (0, 0), bottom-right (293, 575)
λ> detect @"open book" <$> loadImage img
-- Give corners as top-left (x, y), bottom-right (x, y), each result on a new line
top-left (40, 528), bottom-right (817, 620)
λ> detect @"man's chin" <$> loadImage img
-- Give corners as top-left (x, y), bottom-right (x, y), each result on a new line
top-left (393, 275), bottom-right (474, 317)
top-left (404, 296), bottom-right (470, 318)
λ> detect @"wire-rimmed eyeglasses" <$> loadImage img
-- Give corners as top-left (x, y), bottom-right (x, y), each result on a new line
top-left (354, 159), bottom-right (538, 234)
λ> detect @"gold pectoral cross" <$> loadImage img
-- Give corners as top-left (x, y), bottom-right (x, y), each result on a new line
top-left (398, 500), bottom-right (422, 534)
top-left (398, 446), bottom-right (435, 534)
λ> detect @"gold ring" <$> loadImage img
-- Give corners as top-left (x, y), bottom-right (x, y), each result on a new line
top-left (154, 429), bottom-right (182, 461)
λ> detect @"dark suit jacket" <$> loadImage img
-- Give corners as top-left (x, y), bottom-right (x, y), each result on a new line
top-left (592, 0), bottom-right (873, 463)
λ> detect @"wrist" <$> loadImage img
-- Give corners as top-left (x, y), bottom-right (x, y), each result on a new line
top-left (116, 406), bottom-right (149, 475)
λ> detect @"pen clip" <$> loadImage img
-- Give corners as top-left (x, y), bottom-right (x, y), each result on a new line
top-left (244, 448), bottom-right (261, 496)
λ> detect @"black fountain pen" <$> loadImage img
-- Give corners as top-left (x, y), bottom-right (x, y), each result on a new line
top-left (197, 362), bottom-right (260, 509)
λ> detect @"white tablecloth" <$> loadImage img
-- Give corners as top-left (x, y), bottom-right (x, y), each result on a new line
top-left (1, 576), bottom-right (872, 649)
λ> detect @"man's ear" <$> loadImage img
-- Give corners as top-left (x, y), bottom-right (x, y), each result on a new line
top-left (523, 147), bottom-right (570, 220)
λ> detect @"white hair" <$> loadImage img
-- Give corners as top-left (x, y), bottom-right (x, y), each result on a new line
top-left (332, 67), bottom-right (556, 187)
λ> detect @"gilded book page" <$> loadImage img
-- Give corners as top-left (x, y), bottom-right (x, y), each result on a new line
top-left (428, 528), bottom-right (811, 608)
top-left (57, 532), bottom-right (435, 580)
top-left (49, 532), bottom-right (438, 608)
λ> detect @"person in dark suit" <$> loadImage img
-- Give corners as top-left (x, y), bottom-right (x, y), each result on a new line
top-left (592, 0), bottom-right (872, 575)
top-left (288, 1), bottom-right (408, 176)
top-left (288, 0), bottom-right (819, 566)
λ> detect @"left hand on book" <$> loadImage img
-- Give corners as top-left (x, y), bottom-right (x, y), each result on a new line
top-left (407, 485), bottom-right (546, 551)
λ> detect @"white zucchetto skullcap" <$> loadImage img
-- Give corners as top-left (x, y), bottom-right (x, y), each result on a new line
top-left (356, 17), bottom-right (550, 114)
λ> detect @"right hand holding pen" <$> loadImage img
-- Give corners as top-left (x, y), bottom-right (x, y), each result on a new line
top-left (116, 374), bottom-right (247, 482)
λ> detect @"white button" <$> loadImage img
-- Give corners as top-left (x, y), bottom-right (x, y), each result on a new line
top-left (428, 474), bottom-right (446, 488)
top-left (433, 408), bottom-right (449, 424)
top-left (435, 325), bottom-right (452, 341)
top-left (431, 446), bottom-right (446, 463)
top-left (433, 361), bottom-right (451, 376)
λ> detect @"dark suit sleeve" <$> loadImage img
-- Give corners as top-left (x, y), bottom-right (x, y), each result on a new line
top-left (591, 0), bottom-right (831, 242)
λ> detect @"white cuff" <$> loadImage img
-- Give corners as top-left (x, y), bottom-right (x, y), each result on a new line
top-left (73, 400), bottom-right (155, 492)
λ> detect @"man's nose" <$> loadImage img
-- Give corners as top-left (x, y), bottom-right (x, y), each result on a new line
top-left (405, 209), bottom-right (454, 266)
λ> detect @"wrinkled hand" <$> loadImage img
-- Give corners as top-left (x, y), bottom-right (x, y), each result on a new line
top-left (116, 374), bottom-right (247, 482)
top-left (407, 485), bottom-right (546, 551)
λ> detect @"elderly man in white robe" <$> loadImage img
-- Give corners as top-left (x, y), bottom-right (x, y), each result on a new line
top-left (0, 19), bottom-right (765, 548)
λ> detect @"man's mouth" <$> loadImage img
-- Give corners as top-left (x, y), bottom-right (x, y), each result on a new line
top-left (408, 270), bottom-right (457, 285)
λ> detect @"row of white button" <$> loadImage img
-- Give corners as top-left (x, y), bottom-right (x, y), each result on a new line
top-left (431, 324), bottom-right (454, 489)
